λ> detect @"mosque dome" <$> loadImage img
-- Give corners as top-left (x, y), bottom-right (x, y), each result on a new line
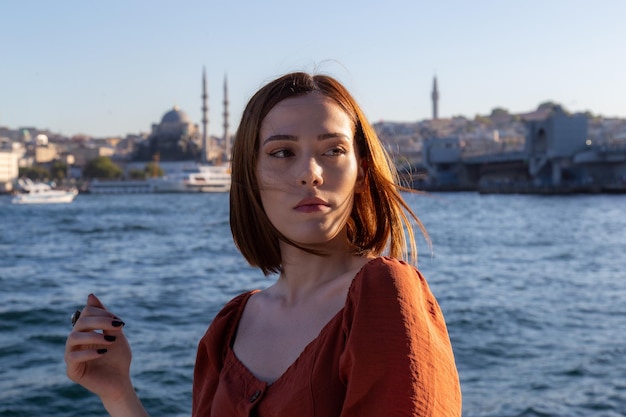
top-left (161, 105), bottom-right (191, 124)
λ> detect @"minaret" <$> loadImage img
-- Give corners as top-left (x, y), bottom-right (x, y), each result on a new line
top-left (223, 74), bottom-right (230, 160)
top-left (201, 67), bottom-right (209, 164)
top-left (431, 76), bottom-right (439, 120)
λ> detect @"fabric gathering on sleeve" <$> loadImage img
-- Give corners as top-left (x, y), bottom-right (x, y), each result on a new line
top-left (339, 257), bottom-right (462, 417)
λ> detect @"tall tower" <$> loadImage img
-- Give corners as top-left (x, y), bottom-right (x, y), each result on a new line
top-left (201, 67), bottom-right (209, 163)
top-left (223, 74), bottom-right (230, 160)
top-left (431, 76), bottom-right (439, 120)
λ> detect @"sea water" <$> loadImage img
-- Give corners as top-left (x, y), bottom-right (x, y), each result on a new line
top-left (1, 192), bottom-right (625, 417)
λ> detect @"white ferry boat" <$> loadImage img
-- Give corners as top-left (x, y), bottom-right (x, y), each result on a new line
top-left (148, 164), bottom-right (231, 193)
top-left (11, 179), bottom-right (78, 204)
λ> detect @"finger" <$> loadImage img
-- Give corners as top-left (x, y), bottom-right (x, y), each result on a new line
top-left (85, 294), bottom-right (124, 321)
top-left (72, 294), bottom-right (123, 329)
top-left (66, 330), bottom-right (119, 350)
top-left (65, 347), bottom-right (109, 372)
top-left (72, 315), bottom-right (126, 333)
top-left (86, 293), bottom-right (106, 309)
top-left (79, 305), bottom-right (118, 319)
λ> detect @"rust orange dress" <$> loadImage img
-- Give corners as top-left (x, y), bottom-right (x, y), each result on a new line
top-left (193, 257), bottom-right (461, 416)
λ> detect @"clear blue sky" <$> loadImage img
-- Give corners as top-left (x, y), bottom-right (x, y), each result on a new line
top-left (1, 0), bottom-right (624, 138)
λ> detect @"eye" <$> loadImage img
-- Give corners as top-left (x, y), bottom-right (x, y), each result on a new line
top-left (324, 146), bottom-right (347, 157)
top-left (269, 148), bottom-right (294, 158)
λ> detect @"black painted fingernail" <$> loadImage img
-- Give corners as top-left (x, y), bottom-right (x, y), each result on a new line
top-left (104, 335), bottom-right (116, 342)
top-left (112, 320), bottom-right (125, 327)
top-left (97, 348), bottom-right (108, 354)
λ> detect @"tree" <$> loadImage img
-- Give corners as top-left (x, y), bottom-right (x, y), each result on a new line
top-left (537, 101), bottom-right (567, 113)
top-left (128, 169), bottom-right (146, 180)
top-left (490, 107), bottom-right (510, 118)
top-left (128, 163), bottom-right (163, 179)
top-left (474, 114), bottom-right (492, 125)
top-left (83, 157), bottom-right (123, 179)
top-left (50, 160), bottom-right (67, 180)
top-left (144, 162), bottom-right (164, 178)
top-left (19, 165), bottom-right (50, 180)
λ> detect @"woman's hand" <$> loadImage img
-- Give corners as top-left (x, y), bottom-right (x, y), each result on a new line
top-left (64, 293), bottom-right (133, 401)
top-left (65, 294), bottom-right (149, 416)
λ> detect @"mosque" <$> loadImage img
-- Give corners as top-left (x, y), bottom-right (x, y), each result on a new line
top-left (133, 106), bottom-right (202, 161)
top-left (132, 69), bottom-right (228, 163)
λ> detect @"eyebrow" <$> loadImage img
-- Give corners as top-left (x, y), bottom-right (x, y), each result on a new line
top-left (262, 132), bottom-right (351, 146)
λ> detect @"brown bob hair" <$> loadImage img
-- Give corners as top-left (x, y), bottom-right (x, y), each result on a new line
top-left (230, 72), bottom-right (426, 275)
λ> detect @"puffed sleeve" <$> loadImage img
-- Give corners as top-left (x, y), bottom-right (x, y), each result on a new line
top-left (192, 292), bottom-right (250, 417)
top-left (339, 257), bottom-right (461, 416)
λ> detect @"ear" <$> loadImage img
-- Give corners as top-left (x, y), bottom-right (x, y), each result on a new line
top-left (354, 158), bottom-right (367, 193)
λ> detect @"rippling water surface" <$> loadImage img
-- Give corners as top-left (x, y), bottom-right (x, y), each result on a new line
top-left (1, 192), bottom-right (625, 417)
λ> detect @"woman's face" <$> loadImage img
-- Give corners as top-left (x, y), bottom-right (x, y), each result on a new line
top-left (256, 93), bottom-right (363, 249)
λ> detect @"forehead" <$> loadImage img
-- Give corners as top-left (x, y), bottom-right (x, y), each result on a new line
top-left (260, 93), bottom-right (354, 137)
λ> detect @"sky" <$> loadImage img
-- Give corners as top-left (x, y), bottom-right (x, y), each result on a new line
top-left (1, 0), bottom-right (625, 138)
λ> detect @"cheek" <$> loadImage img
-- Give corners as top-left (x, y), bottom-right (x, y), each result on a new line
top-left (331, 162), bottom-right (359, 188)
top-left (256, 163), bottom-right (287, 190)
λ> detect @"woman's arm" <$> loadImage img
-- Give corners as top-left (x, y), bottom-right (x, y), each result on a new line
top-left (65, 294), bottom-right (149, 417)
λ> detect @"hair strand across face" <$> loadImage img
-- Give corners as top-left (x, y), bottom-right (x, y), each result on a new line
top-left (230, 72), bottom-right (428, 275)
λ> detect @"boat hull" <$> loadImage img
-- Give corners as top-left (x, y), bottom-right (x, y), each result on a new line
top-left (11, 189), bottom-right (78, 204)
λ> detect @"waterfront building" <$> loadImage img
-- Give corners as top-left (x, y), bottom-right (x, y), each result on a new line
top-left (132, 106), bottom-right (203, 162)
top-left (0, 139), bottom-right (23, 192)
top-left (419, 106), bottom-right (626, 193)
top-left (71, 144), bottom-right (115, 168)
top-left (104, 70), bottom-right (232, 193)
top-left (132, 70), bottom-right (228, 166)
top-left (524, 106), bottom-right (589, 186)
top-left (88, 178), bottom-right (152, 194)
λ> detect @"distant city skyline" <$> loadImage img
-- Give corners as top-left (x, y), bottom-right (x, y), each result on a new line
top-left (1, 0), bottom-right (625, 138)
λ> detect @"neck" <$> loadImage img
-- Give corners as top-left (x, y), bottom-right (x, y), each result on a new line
top-left (272, 241), bottom-right (366, 305)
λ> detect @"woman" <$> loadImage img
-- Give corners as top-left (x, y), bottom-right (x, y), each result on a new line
top-left (65, 72), bottom-right (462, 416)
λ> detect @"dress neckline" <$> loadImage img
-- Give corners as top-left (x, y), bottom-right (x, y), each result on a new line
top-left (225, 256), bottom-right (383, 386)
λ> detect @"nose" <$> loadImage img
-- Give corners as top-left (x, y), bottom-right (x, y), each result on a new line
top-left (299, 157), bottom-right (323, 186)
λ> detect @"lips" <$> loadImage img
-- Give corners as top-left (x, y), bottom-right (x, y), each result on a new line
top-left (294, 197), bottom-right (329, 213)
